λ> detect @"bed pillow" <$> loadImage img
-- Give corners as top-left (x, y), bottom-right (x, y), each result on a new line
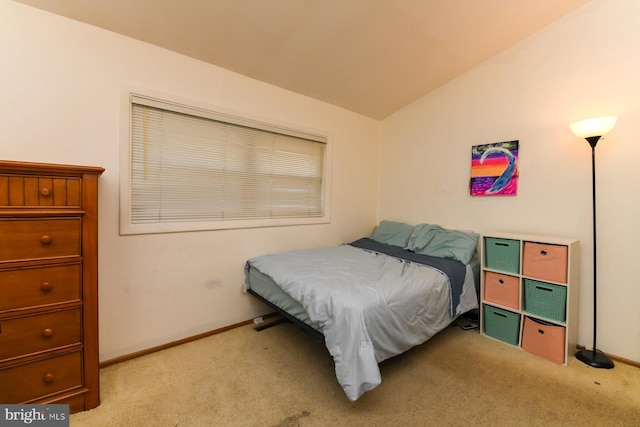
top-left (370, 220), bottom-right (415, 247)
top-left (405, 224), bottom-right (479, 264)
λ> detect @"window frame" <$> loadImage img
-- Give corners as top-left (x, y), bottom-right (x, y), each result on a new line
top-left (119, 85), bottom-right (332, 235)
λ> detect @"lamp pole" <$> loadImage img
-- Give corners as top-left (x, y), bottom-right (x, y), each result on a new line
top-left (570, 116), bottom-right (617, 368)
top-left (574, 135), bottom-right (614, 369)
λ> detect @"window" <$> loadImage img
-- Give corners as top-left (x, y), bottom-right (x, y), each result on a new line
top-left (120, 91), bottom-right (330, 235)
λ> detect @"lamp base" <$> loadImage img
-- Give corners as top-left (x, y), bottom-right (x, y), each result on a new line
top-left (575, 348), bottom-right (614, 369)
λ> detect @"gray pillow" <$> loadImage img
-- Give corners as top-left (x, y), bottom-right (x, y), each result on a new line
top-left (370, 220), bottom-right (415, 247)
top-left (406, 224), bottom-right (479, 264)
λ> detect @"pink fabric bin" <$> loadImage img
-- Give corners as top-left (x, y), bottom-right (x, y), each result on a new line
top-left (521, 316), bottom-right (566, 364)
top-left (522, 242), bottom-right (568, 284)
top-left (484, 271), bottom-right (520, 309)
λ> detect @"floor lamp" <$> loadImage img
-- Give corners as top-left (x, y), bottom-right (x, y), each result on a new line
top-left (569, 115), bottom-right (617, 369)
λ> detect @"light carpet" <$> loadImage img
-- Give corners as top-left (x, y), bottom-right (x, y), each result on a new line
top-left (70, 320), bottom-right (640, 426)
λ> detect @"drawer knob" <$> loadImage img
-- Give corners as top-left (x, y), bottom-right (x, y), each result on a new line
top-left (40, 235), bottom-right (52, 245)
top-left (40, 282), bottom-right (53, 292)
top-left (40, 187), bottom-right (51, 197)
top-left (42, 328), bottom-right (54, 338)
top-left (43, 373), bottom-right (55, 384)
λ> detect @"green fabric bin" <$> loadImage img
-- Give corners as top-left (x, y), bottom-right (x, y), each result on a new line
top-left (485, 238), bottom-right (520, 274)
top-left (524, 279), bottom-right (567, 322)
top-left (483, 304), bottom-right (521, 346)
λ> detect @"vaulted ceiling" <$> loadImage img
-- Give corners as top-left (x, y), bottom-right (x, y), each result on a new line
top-left (14, 0), bottom-right (591, 119)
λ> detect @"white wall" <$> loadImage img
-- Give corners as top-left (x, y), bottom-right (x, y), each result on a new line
top-left (380, 0), bottom-right (640, 363)
top-left (0, 1), bottom-right (380, 361)
top-left (5, 0), bottom-right (637, 365)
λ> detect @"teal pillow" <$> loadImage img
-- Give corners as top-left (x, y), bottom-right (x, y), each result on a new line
top-left (370, 220), bottom-right (415, 247)
top-left (406, 224), bottom-right (479, 264)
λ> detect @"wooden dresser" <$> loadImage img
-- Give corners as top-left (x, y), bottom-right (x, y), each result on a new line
top-left (0, 160), bottom-right (104, 412)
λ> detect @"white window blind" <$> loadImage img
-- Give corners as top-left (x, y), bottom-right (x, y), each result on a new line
top-left (129, 96), bottom-right (327, 228)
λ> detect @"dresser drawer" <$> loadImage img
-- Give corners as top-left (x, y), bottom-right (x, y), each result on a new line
top-left (0, 264), bottom-right (81, 312)
top-left (0, 218), bottom-right (81, 262)
top-left (37, 390), bottom-right (86, 413)
top-left (0, 309), bottom-right (82, 361)
top-left (0, 174), bottom-right (81, 207)
top-left (522, 242), bottom-right (568, 283)
top-left (0, 350), bottom-right (83, 403)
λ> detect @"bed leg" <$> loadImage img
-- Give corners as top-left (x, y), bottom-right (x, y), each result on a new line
top-left (254, 317), bottom-right (290, 332)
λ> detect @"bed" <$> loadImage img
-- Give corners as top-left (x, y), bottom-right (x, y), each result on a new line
top-left (244, 221), bottom-right (480, 401)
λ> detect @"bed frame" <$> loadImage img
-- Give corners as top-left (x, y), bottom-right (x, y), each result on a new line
top-left (247, 288), bottom-right (325, 342)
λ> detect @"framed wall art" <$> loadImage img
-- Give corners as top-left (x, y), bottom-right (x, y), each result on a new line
top-left (470, 140), bottom-right (519, 197)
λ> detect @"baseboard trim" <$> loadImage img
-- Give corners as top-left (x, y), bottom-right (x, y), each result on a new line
top-left (99, 313), bottom-right (278, 368)
top-left (100, 319), bottom-right (640, 370)
top-left (575, 345), bottom-right (640, 368)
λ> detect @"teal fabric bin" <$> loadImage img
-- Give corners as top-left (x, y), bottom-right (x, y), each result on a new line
top-left (485, 238), bottom-right (520, 274)
top-left (524, 279), bottom-right (567, 322)
top-left (483, 304), bottom-right (521, 345)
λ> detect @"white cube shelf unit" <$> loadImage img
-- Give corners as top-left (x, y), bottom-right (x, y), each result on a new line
top-left (480, 232), bottom-right (579, 365)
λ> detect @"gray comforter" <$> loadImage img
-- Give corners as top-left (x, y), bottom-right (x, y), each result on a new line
top-left (246, 241), bottom-right (468, 401)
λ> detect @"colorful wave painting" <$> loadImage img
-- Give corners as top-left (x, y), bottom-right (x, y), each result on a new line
top-left (470, 140), bottom-right (519, 196)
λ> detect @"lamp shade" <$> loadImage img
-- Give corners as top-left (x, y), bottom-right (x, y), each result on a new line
top-left (570, 116), bottom-right (617, 139)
